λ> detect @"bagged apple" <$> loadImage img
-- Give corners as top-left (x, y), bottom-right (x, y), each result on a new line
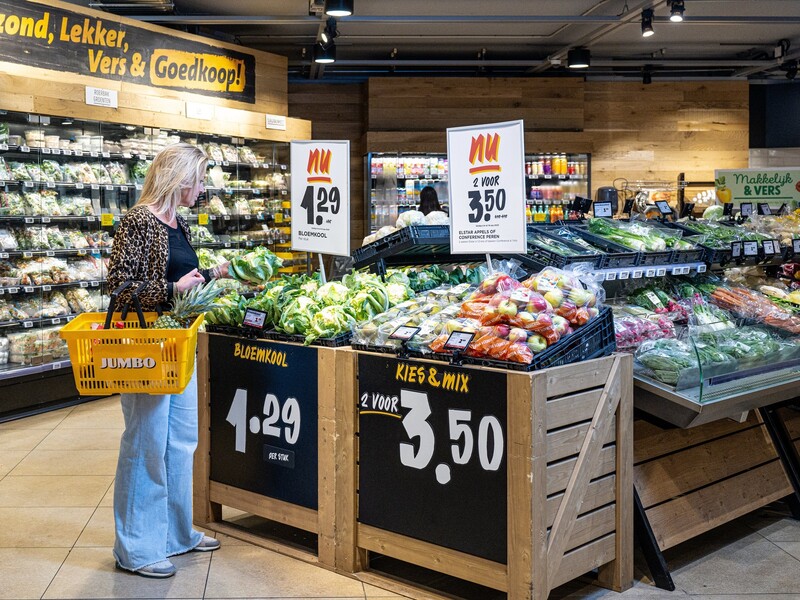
top-left (522, 267), bottom-right (602, 326)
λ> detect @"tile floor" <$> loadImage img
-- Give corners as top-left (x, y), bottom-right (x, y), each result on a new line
top-left (2, 396), bottom-right (800, 599)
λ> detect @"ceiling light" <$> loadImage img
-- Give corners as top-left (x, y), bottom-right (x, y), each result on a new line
top-left (320, 17), bottom-right (337, 46)
top-left (670, 1), bottom-right (685, 23)
top-left (62, 118), bottom-right (73, 125)
top-left (567, 47), bottom-right (590, 69)
top-left (314, 42), bottom-right (336, 64)
top-left (786, 60), bottom-right (798, 80)
top-left (324, 0), bottom-right (353, 17)
top-left (641, 9), bottom-right (655, 37)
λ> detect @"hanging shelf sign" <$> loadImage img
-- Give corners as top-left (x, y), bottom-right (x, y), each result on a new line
top-left (0, 0), bottom-right (256, 103)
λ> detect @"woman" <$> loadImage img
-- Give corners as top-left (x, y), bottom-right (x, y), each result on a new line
top-left (418, 185), bottom-right (443, 215)
top-left (107, 143), bottom-right (226, 578)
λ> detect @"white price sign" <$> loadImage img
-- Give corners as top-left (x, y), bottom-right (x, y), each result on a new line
top-left (447, 120), bottom-right (526, 254)
top-left (290, 140), bottom-right (350, 256)
top-left (85, 86), bottom-right (118, 109)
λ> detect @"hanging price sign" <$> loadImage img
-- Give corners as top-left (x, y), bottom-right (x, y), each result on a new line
top-left (290, 140), bottom-right (350, 256)
top-left (447, 120), bottom-right (526, 254)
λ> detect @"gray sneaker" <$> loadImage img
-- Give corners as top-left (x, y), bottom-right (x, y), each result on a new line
top-left (117, 560), bottom-right (176, 578)
top-left (192, 535), bottom-right (221, 552)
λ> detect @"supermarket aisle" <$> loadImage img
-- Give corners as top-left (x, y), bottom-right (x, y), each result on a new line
top-left (1, 397), bottom-right (800, 599)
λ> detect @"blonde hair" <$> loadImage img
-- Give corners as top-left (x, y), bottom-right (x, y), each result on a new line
top-left (135, 143), bottom-right (207, 222)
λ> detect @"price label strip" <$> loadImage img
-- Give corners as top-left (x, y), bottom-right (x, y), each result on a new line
top-left (389, 326), bottom-right (420, 342)
top-left (793, 239), bottom-right (800, 256)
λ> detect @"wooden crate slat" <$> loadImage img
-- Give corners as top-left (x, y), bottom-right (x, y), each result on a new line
top-left (634, 424), bottom-right (781, 509)
top-left (546, 389), bottom-right (603, 430)
top-left (645, 459), bottom-right (792, 551)
top-left (779, 407), bottom-right (800, 440)
top-left (551, 533), bottom-right (617, 591)
top-left (545, 356), bottom-right (615, 398)
top-left (548, 475), bottom-right (617, 526)
top-left (548, 504), bottom-right (617, 553)
top-left (547, 356), bottom-right (623, 589)
top-left (547, 446), bottom-right (616, 496)
top-left (633, 414), bottom-right (759, 464)
top-left (357, 524), bottom-right (508, 592)
top-left (209, 481), bottom-right (318, 533)
top-left (546, 418), bottom-right (616, 463)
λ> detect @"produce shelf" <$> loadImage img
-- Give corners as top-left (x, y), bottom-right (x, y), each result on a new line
top-left (566, 225), bottom-right (641, 268)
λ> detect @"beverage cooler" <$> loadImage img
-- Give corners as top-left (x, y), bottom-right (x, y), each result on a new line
top-left (365, 152), bottom-right (591, 234)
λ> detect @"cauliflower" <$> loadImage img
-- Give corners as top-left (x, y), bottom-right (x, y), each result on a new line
top-left (375, 226), bottom-right (397, 240)
top-left (396, 210), bottom-right (426, 228)
top-left (424, 210), bottom-right (449, 225)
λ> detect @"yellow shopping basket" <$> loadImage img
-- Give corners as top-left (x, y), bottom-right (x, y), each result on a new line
top-left (59, 282), bottom-right (202, 395)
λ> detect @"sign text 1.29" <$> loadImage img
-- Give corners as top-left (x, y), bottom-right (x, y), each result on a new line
top-left (225, 388), bottom-right (301, 453)
top-left (300, 185), bottom-right (341, 226)
top-left (398, 389), bottom-right (503, 484)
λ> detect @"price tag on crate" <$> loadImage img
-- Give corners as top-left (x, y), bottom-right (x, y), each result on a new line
top-left (24, 286), bottom-right (34, 293)
top-left (91, 184), bottom-right (99, 190)
top-left (105, 185), bottom-right (114, 191)
top-left (198, 213), bottom-right (209, 225)
top-left (443, 331), bottom-right (475, 351)
top-left (697, 264), bottom-right (707, 273)
top-left (24, 217), bottom-right (34, 224)
top-left (75, 182), bottom-right (84, 189)
top-left (605, 271), bottom-right (617, 281)
top-left (731, 241), bottom-right (743, 258)
top-left (632, 269), bottom-right (644, 279)
top-left (46, 182), bottom-right (55, 189)
top-left (0, 253), bottom-right (7, 259)
top-left (102, 152), bottom-right (110, 158)
top-left (242, 308), bottom-right (268, 330)
top-left (23, 321), bottom-right (33, 328)
top-left (42, 216), bottom-right (50, 223)
top-left (80, 282), bottom-right (88, 288)
top-left (645, 268), bottom-right (656, 278)
top-left (101, 213), bottom-right (114, 226)
top-left (120, 186), bottom-right (128, 192)
top-left (656, 268), bottom-right (667, 277)
top-left (740, 202), bottom-right (753, 218)
top-left (45, 251), bottom-right (54, 257)
top-left (762, 239), bottom-right (778, 255)
top-left (743, 241), bottom-right (759, 257)
top-left (593, 201), bottom-right (613, 218)
top-left (618, 271), bottom-right (630, 280)
top-left (757, 203), bottom-right (772, 216)
top-left (42, 148), bottom-right (51, 155)
top-left (389, 326), bottom-right (420, 342)
top-left (22, 252), bottom-right (32, 258)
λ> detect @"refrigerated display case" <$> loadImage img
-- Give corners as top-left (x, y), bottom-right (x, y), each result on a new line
top-left (365, 152), bottom-right (590, 234)
top-left (0, 108), bottom-right (303, 417)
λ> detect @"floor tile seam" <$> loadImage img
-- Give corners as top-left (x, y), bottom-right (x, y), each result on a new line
top-left (37, 544), bottom-right (73, 600)
top-left (771, 539), bottom-right (800, 564)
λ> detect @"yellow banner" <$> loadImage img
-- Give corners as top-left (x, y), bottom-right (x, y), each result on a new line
top-left (150, 49), bottom-right (246, 94)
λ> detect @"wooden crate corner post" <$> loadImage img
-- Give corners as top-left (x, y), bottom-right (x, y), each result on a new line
top-left (194, 331), bottom-right (222, 526)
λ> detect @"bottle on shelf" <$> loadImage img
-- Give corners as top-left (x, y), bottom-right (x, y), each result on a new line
top-left (525, 203), bottom-right (533, 224)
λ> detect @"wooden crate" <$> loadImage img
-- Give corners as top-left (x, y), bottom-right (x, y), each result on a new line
top-left (193, 332), bottom-right (356, 568)
top-left (633, 411), bottom-right (794, 552)
top-left (339, 352), bottom-right (633, 599)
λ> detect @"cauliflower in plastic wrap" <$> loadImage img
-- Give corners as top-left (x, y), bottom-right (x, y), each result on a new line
top-left (395, 210), bottom-right (425, 228)
top-left (424, 210), bottom-right (449, 225)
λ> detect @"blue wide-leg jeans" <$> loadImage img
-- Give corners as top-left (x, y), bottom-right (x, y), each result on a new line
top-left (113, 369), bottom-right (203, 570)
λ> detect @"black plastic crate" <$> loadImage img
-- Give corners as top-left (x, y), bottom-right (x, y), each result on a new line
top-left (206, 324), bottom-right (261, 339)
top-left (637, 249), bottom-right (675, 266)
top-left (262, 330), bottom-right (353, 347)
top-left (568, 226), bottom-right (640, 268)
top-left (671, 247), bottom-right (705, 264)
top-left (352, 225), bottom-right (451, 269)
top-left (526, 229), bottom-right (604, 269)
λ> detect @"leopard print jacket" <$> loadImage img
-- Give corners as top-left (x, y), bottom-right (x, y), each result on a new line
top-left (107, 205), bottom-right (210, 311)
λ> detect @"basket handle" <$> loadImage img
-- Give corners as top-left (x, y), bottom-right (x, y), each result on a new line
top-left (104, 282), bottom-right (148, 330)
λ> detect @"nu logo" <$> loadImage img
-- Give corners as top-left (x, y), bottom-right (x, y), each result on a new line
top-left (307, 149), bottom-right (332, 183)
top-left (100, 357), bottom-right (157, 369)
top-left (468, 133), bottom-right (501, 174)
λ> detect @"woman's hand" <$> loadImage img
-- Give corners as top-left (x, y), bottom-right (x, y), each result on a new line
top-left (212, 261), bottom-right (231, 280)
top-left (175, 269), bottom-right (205, 293)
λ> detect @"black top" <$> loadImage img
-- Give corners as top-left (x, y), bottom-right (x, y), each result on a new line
top-left (164, 222), bottom-right (199, 298)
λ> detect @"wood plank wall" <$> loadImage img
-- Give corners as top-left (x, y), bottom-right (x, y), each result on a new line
top-left (289, 77), bottom-right (749, 247)
top-left (289, 83), bottom-right (367, 251)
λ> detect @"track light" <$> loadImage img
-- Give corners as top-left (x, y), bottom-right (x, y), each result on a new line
top-left (314, 42), bottom-right (336, 64)
top-left (320, 17), bottom-right (337, 46)
top-left (670, 1), bottom-right (685, 23)
top-left (786, 60), bottom-right (798, 80)
top-left (324, 0), bottom-right (353, 17)
top-left (567, 47), bottom-right (590, 69)
top-left (641, 9), bottom-right (654, 37)
top-left (642, 66), bottom-right (653, 84)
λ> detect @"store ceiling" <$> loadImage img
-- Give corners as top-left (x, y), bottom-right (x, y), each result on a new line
top-left (83, 0), bottom-right (800, 82)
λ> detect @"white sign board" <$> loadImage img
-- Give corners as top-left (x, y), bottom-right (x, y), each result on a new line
top-left (266, 114), bottom-right (288, 131)
top-left (715, 168), bottom-right (800, 206)
top-left (85, 86), bottom-right (118, 109)
top-left (290, 140), bottom-right (350, 256)
top-left (447, 120), bottom-right (526, 254)
top-left (186, 101), bottom-right (214, 121)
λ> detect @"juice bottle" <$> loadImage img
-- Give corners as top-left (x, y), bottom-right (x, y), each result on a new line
top-left (526, 204), bottom-right (533, 223)
top-left (543, 154), bottom-right (552, 175)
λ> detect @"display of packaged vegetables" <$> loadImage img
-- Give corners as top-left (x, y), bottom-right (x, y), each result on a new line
top-left (9, 162), bottom-right (30, 181)
top-left (40, 160), bottom-right (63, 183)
top-left (0, 192), bottom-right (25, 216)
top-left (588, 218), bottom-right (689, 252)
top-left (528, 232), bottom-right (599, 257)
top-left (677, 220), bottom-right (767, 248)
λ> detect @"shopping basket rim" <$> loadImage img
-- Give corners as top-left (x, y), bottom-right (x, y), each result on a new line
top-left (59, 312), bottom-right (204, 340)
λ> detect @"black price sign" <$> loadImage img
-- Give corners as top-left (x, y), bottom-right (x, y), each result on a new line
top-left (593, 201), bottom-right (613, 218)
top-left (209, 336), bottom-right (318, 509)
top-left (757, 203), bottom-right (772, 216)
top-left (679, 202), bottom-right (695, 219)
top-left (358, 354), bottom-right (507, 562)
top-left (793, 239), bottom-right (800, 255)
top-left (731, 241), bottom-right (742, 258)
top-left (743, 241), bottom-right (759, 257)
top-left (389, 326), bottom-right (420, 341)
top-left (655, 200), bottom-right (673, 215)
top-left (740, 202), bottom-right (753, 218)
top-left (242, 308), bottom-right (267, 329)
top-left (622, 198), bottom-right (634, 215)
top-left (723, 202), bottom-right (734, 216)
top-left (444, 331), bottom-right (475, 351)
top-left (762, 240), bottom-right (778, 255)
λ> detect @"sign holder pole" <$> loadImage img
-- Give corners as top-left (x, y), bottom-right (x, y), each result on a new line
top-left (485, 253), bottom-right (494, 274)
top-left (318, 254), bottom-right (327, 284)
